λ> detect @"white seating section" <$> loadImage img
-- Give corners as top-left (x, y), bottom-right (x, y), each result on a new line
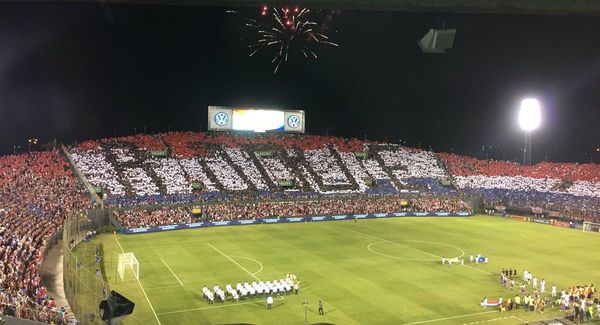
top-left (70, 140), bottom-right (451, 198)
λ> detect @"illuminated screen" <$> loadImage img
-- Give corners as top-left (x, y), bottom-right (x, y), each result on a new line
top-left (232, 109), bottom-right (285, 132)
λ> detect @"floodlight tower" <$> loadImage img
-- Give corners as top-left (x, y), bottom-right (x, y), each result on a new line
top-left (519, 98), bottom-right (541, 165)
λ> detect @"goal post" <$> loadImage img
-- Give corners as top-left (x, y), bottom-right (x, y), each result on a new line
top-left (583, 221), bottom-right (600, 233)
top-left (117, 253), bottom-right (139, 281)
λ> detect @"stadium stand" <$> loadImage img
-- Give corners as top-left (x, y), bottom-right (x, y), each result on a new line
top-left (68, 132), bottom-right (457, 207)
top-left (438, 153), bottom-right (600, 221)
top-left (113, 197), bottom-right (471, 228)
top-left (68, 132), bottom-right (600, 227)
top-left (0, 132), bottom-right (599, 323)
top-left (0, 151), bottom-right (91, 323)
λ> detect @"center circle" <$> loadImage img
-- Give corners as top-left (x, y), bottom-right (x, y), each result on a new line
top-left (229, 255), bottom-right (264, 275)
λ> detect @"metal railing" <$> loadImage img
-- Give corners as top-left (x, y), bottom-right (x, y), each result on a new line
top-left (63, 213), bottom-right (111, 325)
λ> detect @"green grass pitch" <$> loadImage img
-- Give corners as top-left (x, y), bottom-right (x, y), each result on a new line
top-left (75, 216), bottom-right (600, 324)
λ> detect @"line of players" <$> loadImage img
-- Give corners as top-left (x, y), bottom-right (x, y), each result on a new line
top-left (202, 275), bottom-right (299, 304)
top-left (500, 268), bottom-right (553, 296)
top-left (499, 268), bottom-right (599, 320)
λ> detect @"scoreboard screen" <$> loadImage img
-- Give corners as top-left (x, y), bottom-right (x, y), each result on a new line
top-left (208, 106), bottom-right (305, 133)
top-left (232, 109), bottom-right (285, 132)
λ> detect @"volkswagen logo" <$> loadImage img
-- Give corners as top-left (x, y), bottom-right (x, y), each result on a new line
top-left (287, 115), bottom-right (300, 129)
top-left (214, 112), bottom-right (229, 126)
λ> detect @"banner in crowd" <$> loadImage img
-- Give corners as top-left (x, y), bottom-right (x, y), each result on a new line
top-left (150, 151), bottom-right (168, 158)
top-left (532, 218), bottom-right (550, 225)
top-left (354, 152), bottom-right (367, 158)
top-left (550, 219), bottom-right (571, 228)
top-left (277, 180), bottom-right (294, 187)
top-left (124, 211), bottom-right (473, 234)
top-left (510, 215), bottom-right (528, 222)
top-left (257, 151), bottom-right (273, 157)
top-left (531, 207), bottom-right (543, 214)
top-left (439, 179), bottom-right (452, 187)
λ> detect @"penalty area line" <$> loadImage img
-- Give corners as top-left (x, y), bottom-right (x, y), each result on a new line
top-left (402, 310), bottom-right (498, 325)
top-left (114, 234), bottom-right (162, 325)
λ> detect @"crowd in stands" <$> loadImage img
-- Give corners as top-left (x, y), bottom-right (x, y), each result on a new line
top-left (0, 131), bottom-right (597, 324)
top-left (0, 151), bottom-right (91, 323)
top-left (114, 206), bottom-right (195, 229)
top-left (69, 132), bottom-right (600, 222)
top-left (439, 153), bottom-right (600, 182)
top-left (439, 153), bottom-right (600, 221)
top-left (69, 132), bottom-right (455, 206)
top-left (0, 132), bottom-right (598, 323)
top-left (114, 197), bottom-right (471, 228)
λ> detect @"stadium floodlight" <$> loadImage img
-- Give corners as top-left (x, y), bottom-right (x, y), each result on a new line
top-left (519, 98), bottom-right (541, 165)
top-left (519, 98), bottom-right (541, 131)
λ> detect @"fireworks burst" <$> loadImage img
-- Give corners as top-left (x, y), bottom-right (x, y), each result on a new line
top-left (228, 6), bottom-right (339, 73)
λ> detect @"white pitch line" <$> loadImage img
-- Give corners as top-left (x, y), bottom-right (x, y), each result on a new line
top-left (462, 263), bottom-right (493, 275)
top-left (161, 258), bottom-right (184, 286)
top-left (402, 310), bottom-right (498, 325)
top-left (114, 234), bottom-right (162, 325)
top-left (340, 226), bottom-right (493, 275)
top-left (461, 316), bottom-right (517, 325)
top-left (146, 284), bottom-right (183, 291)
top-left (156, 296), bottom-right (284, 316)
top-left (207, 243), bottom-right (261, 281)
top-left (509, 315), bottom-right (525, 323)
top-left (157, 300), bottom-right (259, 315)
top-left (366, 241), bottom-right (437, 261)
top-left (229, 255), bottom-right (264, 275)
top-left (337, 226), bottom-right (441, 259)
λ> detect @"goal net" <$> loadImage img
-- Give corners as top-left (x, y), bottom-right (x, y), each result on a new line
top-left (118, 253), bottom-right (139, 281)
top-left (583, 222), bottom-right (600, 233)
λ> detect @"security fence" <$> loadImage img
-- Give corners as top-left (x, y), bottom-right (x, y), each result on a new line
top-left (63, 210), bottom-right (112, 325)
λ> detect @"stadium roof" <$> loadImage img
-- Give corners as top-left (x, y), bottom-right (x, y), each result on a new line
top-left (61, 0), bottom-right (600, 15)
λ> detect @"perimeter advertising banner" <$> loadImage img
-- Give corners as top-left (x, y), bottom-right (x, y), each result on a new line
top-left (208, 106), bottom-right (305, 133)
top-left (124, 211), bottom-right (472, 234)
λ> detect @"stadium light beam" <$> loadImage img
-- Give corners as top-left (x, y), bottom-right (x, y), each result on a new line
top-left (519, 98), bottom-right (541, 165)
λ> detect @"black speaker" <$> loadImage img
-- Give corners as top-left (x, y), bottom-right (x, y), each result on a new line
top-left (418, 29), bottom-right (456, 53)
top-left (99, 291), bottom-right (135, 325)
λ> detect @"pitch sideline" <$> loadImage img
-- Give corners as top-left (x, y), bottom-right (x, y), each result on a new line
top-left (402, 310), bottom-right (498, 325)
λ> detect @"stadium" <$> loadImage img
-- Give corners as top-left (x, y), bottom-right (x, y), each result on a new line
top-left (1, 1), bottom-right (600, 325)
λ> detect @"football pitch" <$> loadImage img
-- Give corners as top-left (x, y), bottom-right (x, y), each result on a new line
top-left (76, 216), bottom-right (600, 324)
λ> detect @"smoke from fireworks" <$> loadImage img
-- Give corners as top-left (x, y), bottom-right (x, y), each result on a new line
top-left (227, 6), bottom-right (339, 73)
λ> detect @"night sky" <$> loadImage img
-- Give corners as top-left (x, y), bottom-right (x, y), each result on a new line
top-left (1, 2), bottom-right (599, 163)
